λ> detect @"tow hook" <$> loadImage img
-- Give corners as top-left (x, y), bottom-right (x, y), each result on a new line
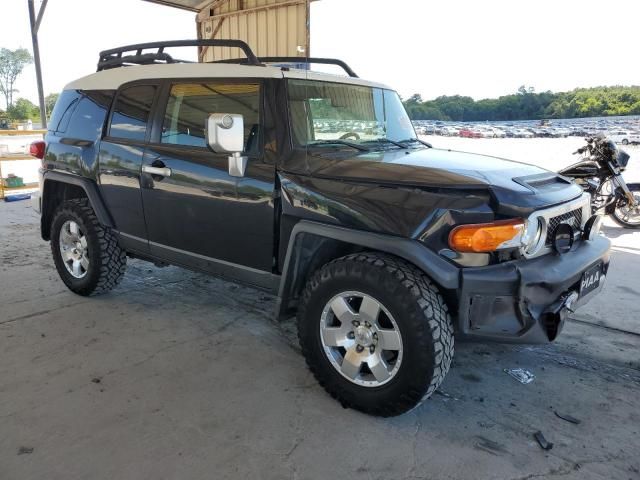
top-left (563, 291), bottom-right (579, 313)
top-left (542, 291), bottom-right (579, 341)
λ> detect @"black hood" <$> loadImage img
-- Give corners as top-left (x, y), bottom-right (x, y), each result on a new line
top-left (284, 147), bottom-right (584, 214)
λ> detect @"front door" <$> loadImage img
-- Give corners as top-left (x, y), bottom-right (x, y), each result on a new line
top-left (140, 81), bottom-right (276, 288)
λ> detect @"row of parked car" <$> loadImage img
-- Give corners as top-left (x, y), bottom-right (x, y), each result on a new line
top-left (414, 118), bottom-right (640, 145)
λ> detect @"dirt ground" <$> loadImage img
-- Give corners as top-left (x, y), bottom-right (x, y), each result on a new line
top-left (1, 141), bottom-right (640, 479)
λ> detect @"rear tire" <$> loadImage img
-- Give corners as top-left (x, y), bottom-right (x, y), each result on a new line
top-left (50, 198), bottom-right (127, 295)
top-left (297, 253), bottom-right (454, 417)
top-left (622, 139), bottom-right (629, 145)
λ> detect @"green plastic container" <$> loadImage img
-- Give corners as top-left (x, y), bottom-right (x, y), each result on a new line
top-left (3, 176), bottom-right (24, 188)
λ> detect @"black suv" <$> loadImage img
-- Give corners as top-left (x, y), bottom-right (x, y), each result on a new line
top-left (31, 40), bottom-right (610, 416)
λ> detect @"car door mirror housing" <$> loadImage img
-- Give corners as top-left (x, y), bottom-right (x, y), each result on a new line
top-left (207, 113), bottom-right (247, 177)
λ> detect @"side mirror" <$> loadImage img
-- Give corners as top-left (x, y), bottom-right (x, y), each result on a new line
top-left (206, 113), bottom-right (247, 177)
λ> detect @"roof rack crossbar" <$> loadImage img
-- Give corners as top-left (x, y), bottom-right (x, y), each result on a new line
top-left (97, 39), bottom-right (261, 71)
top-left (213, 56), bottom-right (359, 78)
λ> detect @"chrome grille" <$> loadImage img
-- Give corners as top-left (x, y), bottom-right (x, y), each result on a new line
top-left (545, 208), bottom-right (583, 246)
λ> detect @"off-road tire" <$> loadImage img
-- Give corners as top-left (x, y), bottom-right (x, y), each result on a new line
top-left (50, 198), bottom-right (126, 295)
top-left (297, 252), bottom-right (454, 416)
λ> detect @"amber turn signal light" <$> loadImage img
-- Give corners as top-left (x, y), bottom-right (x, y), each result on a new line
top-left (449, 219), bottom-right (525, 253)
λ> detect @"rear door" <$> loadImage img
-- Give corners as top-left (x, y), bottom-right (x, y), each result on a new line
top-left (140, 80), bottom-right (276, 288)
top-left (98, 83), bottom-right (159, 252)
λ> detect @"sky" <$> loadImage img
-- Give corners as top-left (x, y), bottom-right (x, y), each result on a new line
top-left (3, 0), bottom-right (640, 105)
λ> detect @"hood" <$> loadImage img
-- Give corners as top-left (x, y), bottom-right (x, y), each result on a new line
top-left (287, 147), bottom-right (584, 214)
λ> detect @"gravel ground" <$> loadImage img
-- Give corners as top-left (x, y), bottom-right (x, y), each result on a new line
top-left (1, 138), bottom-right (640, 479)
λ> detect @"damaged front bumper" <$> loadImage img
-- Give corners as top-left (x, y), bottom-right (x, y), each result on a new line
top-left (456, 235), bottom-right (611, 343)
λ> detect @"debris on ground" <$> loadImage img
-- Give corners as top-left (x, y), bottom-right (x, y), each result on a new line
top-left (91, 377), bottom-right (101, 384)
top-left (435, 389), bottom-right (459, 401)
top-left (504, 368), bottom-right (535, 384)
top-left (474, 436), bottom-right (507, 456)
top-left (17, 446), bottom-right (34, 455)
top-left (534, 431), bottom-right (554, 450)
top-left (477, 421), bottom-right (495, 429)
top-left (554, 411), bottom-right (581, 424)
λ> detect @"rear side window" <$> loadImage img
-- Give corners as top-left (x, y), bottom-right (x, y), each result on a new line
top-left (109, 85), bottom-right (156, 142)
top-left (48, 90), bottom-right (81, 133)
top-left (64, 90), bottom-right (114, 141)
top-left (161, 83), bottom-right (260, 152)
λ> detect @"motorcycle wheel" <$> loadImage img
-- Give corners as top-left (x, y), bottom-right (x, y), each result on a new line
top-left (611, 184), bottom-right (640, 229)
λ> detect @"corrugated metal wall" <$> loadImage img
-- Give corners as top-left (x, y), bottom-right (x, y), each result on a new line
top-left (198, 0), bottom-right (310, 62)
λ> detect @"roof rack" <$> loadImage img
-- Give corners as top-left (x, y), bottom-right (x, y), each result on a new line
top-left (214, 56), bottom-right (359, 78)
top-left (97, 39), bottom-right (261, 71)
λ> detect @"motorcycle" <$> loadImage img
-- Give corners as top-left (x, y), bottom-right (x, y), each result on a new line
top-left (559, 135), bottom-right (640, 228)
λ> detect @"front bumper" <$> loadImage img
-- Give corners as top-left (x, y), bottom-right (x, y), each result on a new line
top-left (456, 235), bottom-right (611, 343)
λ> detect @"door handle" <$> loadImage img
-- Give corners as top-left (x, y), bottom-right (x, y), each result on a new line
top-left (142, 165), bottom-right (172, 177)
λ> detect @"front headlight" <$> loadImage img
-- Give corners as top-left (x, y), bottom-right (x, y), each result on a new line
top-left (522, 217), bottom-right (545, 255)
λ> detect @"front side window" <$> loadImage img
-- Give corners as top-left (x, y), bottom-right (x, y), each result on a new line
top-left (287, 79), bottom-right (416, 147)
top-left (161, 83), bottom-right (260, 152)
top-left (109, 85), bottom-right (156, 141)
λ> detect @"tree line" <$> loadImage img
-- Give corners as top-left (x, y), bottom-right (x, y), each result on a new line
top-left (404, 85), bottom-right (640, 121)
top-left (0, 47), bottom-right (58, 125)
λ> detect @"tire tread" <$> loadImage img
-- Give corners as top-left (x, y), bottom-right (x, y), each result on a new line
top-left (51, 198), bottom-right (126, 295)
top-left (297, 252), bottom-right (454, 416)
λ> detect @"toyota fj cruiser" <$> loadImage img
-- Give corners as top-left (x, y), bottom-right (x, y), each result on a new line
top-left (31, 40), bottom-right (610, 416)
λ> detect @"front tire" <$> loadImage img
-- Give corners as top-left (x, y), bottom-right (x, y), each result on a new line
top-left (611, 185), bottom-right (640, 229)
top-left (50, 198), bottom-right (127, 295)
top-left (297, 253), bottom-right (454, 416)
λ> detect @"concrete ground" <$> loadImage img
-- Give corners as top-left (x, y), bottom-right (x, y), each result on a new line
top-left (2, 168), bottom-right (640, 478)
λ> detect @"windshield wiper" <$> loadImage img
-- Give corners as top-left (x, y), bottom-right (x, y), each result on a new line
top-left (362, 138), bottom-right (408, 149)
top-left (308, 140), bottom-right (370, 152)
top-left (397, 138), bottom-right (433, 148)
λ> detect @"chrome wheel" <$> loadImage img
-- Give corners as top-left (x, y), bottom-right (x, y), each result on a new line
top-left (614, 191), bottom-right (640, 227)
top-left (320, 291), bottom-right (403, 387)
top-left (58, 220), bottom-right (89, 279)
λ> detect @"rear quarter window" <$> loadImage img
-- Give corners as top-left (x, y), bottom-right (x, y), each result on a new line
top-left (48, 90), bottom-right (81, 133)
top-left (65, 91), bottom-right (114, 141)
top-left (49, 90), bottom-right (114, 141)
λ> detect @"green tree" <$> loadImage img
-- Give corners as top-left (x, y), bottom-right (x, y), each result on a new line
top-left (404, 94), bottom-right (423, 107)
top-left (45, 93), bottom-right (59, 117)
top-left (404, 85), bottom-right (640, 121)
top-left (8, 97), bottom-right (39, 121)
top-left (0, 48), bottom-right (33, 111)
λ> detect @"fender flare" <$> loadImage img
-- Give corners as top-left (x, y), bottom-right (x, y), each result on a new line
top-left (41, 171), bottom-right (114, 238)
top-left (276, 220), bottom-right (460, 320)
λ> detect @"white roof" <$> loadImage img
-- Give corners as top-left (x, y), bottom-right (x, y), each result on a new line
top-left (64, 62), bottom-right (392, 91)
top-left (282, 69), bottom-right (391, 90)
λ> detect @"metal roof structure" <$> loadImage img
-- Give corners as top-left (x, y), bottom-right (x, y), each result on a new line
top-left (194, 1), bottom-right (313, 62)
top-left (141, 0), bottom-right (206, 11)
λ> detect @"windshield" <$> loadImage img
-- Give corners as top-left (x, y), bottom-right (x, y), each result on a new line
top-left (287, 79), bottom-right (417, 148)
